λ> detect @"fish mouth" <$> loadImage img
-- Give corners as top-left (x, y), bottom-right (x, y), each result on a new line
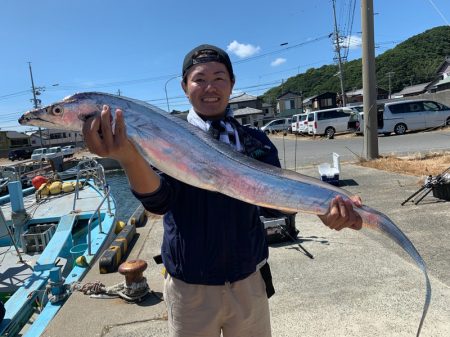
top-left (18, 110), bottom-right (52, 127)
top-left (18, 112), bottom-right (38, 125)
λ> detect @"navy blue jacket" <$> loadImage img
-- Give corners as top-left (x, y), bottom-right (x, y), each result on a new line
top-left (133, 127), bottom-right (281, 285)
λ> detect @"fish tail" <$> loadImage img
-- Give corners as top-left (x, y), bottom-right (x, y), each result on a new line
top-left (357, 206), bottom-right (431, 336)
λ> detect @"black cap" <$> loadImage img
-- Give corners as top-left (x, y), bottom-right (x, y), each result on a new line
top-left (182, 44), bottom-right (234, 80)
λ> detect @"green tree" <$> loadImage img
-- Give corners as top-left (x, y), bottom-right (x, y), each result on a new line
top-left (261, 26), bottom-right (450, 103)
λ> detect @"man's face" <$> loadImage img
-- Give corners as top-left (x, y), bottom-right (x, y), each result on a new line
top-left (182, 62), bottom-right (234, 119)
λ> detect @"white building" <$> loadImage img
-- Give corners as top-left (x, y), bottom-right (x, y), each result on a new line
top-left (26, 129), bottom-right (83, 147)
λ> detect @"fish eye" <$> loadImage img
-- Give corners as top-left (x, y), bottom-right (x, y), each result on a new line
top-left (51, 105), bottom-right (63, 115)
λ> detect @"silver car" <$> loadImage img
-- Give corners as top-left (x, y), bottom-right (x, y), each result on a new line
top-left (260, 118), bottom-right (292, 134)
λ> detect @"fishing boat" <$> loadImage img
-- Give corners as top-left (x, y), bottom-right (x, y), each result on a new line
top-left (0, 158), bottom-right (117, 336)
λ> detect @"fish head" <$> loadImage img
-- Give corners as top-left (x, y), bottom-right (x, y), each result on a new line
top-left (18, 92), bottom-right (108, 131)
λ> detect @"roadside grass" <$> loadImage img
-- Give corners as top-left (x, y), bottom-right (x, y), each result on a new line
top-left (357, 151), bottom-right (450, 177)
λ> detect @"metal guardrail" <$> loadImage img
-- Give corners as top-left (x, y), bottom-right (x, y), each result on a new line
top-left (68, 158), bottom-right (112, 256)
top-left (86, 188), bottom-right (111, 255)
top-left (72, 159), bottom-right (109, 211)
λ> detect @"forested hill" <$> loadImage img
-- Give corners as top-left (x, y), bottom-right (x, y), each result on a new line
top-left (261, 25), bottom-right (450, 103)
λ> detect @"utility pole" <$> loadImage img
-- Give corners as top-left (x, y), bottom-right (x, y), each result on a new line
top-left (361, 0), bottom-right (379, 159)
top-left (28, 62), bottom-right (44, 147)
top-left (300, 90), bottom-right (304, 113)
top-left (332, 0), bottom-right (346, 106)
top-left (386, 72), bottom-right (395, 99)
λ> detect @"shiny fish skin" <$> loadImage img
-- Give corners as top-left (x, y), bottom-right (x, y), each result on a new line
top-left (19, 92), bottom-right (430, 336)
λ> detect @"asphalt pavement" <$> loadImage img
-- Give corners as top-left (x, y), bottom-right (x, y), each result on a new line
top-left (269, 128), bottom-right (450, 169)
top-left (43, 163), bottom-right (450, 337)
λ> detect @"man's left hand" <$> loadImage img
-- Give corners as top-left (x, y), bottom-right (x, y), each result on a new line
top-left (318, 195), bottom-right (363, 231)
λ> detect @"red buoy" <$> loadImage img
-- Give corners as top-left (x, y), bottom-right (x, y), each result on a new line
top-left (32, 176), bottom-right (48, 189)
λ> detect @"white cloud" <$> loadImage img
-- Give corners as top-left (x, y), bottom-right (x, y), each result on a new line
top-left (271, 58), bottom-right (286, 67)
top-left (227, 41), bottom-right (261, 58)
top-left (343, 35), bottom-right (362, 49)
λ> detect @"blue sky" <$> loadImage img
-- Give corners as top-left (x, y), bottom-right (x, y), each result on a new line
top-left (1, 0), bottom-right (449, 131)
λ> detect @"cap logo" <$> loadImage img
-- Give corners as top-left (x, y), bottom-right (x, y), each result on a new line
top-left (192, 49), bottom-right (221, 65)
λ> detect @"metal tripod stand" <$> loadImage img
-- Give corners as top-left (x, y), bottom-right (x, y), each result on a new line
top-left (401, 167), bottom-right (450, 206)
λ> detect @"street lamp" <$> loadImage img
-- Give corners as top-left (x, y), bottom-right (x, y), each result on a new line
top-left (164, 75), bottom-right (182, 113)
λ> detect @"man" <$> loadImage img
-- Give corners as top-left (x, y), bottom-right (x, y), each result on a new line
top-left (83, 44), bottom-right (362, 337)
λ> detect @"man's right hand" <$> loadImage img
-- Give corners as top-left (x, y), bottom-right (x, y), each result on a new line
top-left (82, 104), bottom-right (161, 194)
top-left (82, 105), bottom-right (139, 166)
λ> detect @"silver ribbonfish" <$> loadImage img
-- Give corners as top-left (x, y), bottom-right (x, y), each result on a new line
top-left (19, 92), bottom-right (431, 336)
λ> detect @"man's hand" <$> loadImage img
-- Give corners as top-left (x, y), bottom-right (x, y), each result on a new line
top-left (82, 105), bottom-right (138, 166)
top-left (82, 104), bottom-right (161, 194)
top-left (318, 195), bottom-right (363, 231)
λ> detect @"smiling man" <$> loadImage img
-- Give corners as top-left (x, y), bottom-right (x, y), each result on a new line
top-left (83, 43), bottom-right (362, 337)
top-left (181, 45), bottom-right (235, 120)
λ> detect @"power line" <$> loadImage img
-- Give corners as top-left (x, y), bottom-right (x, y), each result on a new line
top-left (2, 114), bottom-right (24, 120)
top-left (1, 110), bottom-right (24, 116)
top-left (426, 0), bottom-right (450, 26)
top-left (0, 90), bottom-right (30, 101)
top-left (233, 35), bottom-right (330, 65)
top-left (343, 0), bottom-right (357, 59)
top-left (14, 35), bottom-right (328, 94)
top-left (2, 31), bottom-right (399, 108)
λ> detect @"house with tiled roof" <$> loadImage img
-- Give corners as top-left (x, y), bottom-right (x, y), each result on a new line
top-left (346, 87), bottom-right (389, 103)
top-left (392, 83), bottom-right (429, 98)
top-left (229, 92), bottom-right (266, 126)
top-left (302, 92), bottom-right (337, 112)
top-left (426, 56), bottom-right (450, 92)
top-left (276, 91), bottom-right (303, 117)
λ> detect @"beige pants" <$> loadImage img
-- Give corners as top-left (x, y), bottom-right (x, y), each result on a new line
top-left (163, 271), bottom-right (272, 337)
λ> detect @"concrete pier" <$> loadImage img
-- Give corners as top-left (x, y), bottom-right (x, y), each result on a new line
top-left (42, 164), bottom-right (450, 337)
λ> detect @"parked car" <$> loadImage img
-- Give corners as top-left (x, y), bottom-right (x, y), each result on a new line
top-left (31, 148), bottom-right (48, 161)
top-left (260, 118), bottom-right (292, 134)
top-left (291, 113), bottom-right (308, 134)
top-left (349, 100), bottom-right (450, 136)
top-left (8, 149), bottom-right (32, 161)
top-left (43, 146), bottom-right (63, 160)
top-left (307, 107), bottom-right (353, 139)
top-left (62, 145), bottom-right (76, 158)
top-left (379, 99), bottom-right (450, 135)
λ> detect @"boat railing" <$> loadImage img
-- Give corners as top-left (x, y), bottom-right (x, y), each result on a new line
top-left (0, 166), bottom-right (20, 182)
top-left (87, 187), bottom-right (111, 255)
top-left (72, 158), bottom-right (110, 213)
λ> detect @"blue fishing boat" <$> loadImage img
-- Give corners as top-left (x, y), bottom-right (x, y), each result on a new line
top-left (0, 159), bottom-right (117, 336)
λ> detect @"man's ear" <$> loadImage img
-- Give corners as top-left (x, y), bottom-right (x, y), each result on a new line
top-left (230, 79), bottom-right (235, 95)
top-left (181, 80), bottom-right (188, 97)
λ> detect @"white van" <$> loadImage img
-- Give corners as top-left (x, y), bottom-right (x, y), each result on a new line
top-left (291, 113), bottom-right (308, 134)
top-left (31, 148), bottom-right (48, 161)
top-left (44, 146), bottom-right (63, 160)
top-left (260, 118), bottom-right (292, 134)
top-left (307, 107), bottom-right (353, 139)
top-left (351, 100), bottom-right (450, 136)
top-left (380, 100), bottom-right (450, 135)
